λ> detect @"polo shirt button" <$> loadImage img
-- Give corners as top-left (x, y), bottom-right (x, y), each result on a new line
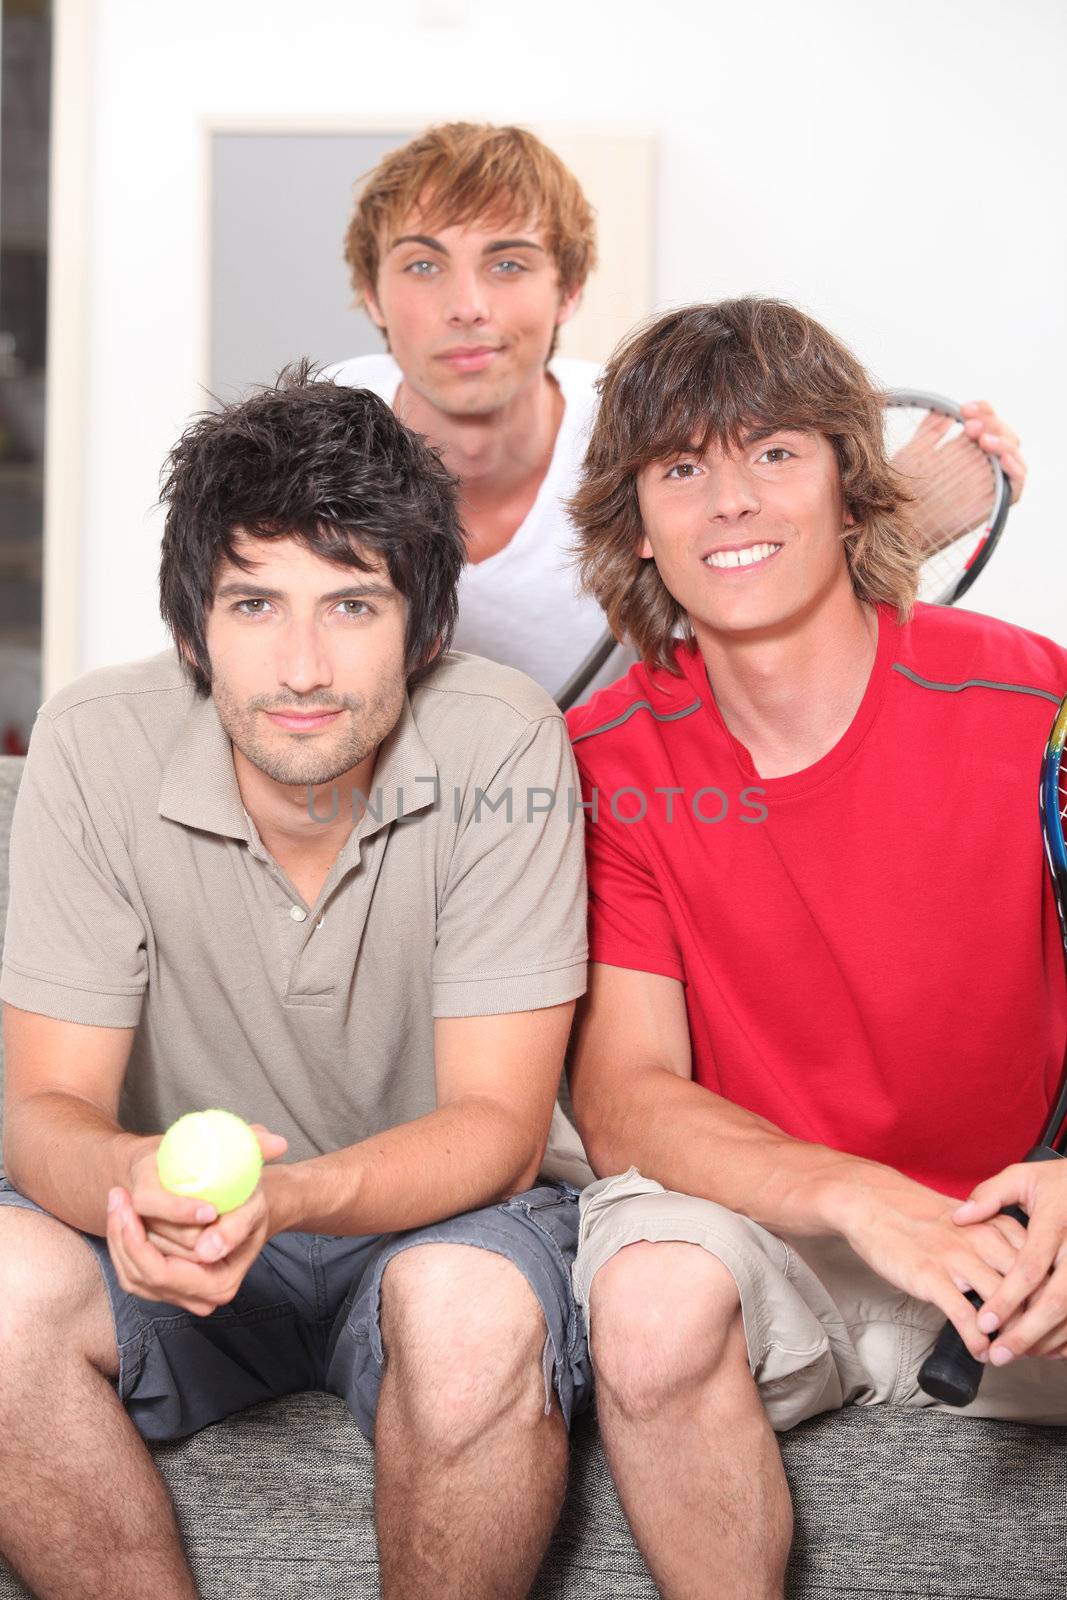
top-left (289, 905), bottom-right (307, 922)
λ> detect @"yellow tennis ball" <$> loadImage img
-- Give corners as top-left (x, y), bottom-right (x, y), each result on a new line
top-left (156, 1109), bottom-right (263, 1214)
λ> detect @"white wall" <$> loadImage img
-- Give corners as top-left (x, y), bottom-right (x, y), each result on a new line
top-left (59, 0), bottom-right (1067, 684)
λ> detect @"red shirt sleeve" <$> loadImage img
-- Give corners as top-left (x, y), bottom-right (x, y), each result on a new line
top-left (578, 765), bottom-right (686, 983)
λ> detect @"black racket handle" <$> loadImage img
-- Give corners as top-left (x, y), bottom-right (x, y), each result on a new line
top-left (917, 1146), bottom-right (1064, 1407)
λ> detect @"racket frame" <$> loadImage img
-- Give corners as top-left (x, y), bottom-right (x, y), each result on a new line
top-left (884, 388), bottom-right (1012, 607)
top-left (918, 692), bottom-right (1067, 1406)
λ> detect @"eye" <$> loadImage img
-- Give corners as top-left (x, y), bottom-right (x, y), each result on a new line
top-left (490, 258), bottom-right (528, 274)
top-left (665, 461), bottom-right (700, 480)
top-left (232, 599), bottom-right (272, 617)
top-left (337, 600), bottom-right (373, 618)
top-left (404, 258), bottom-right (440, 276)
top-left (758, 446), bottom-right (795, 464)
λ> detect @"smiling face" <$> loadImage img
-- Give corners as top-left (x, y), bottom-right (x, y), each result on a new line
top-left (203, 534), bottom-right (409, 790)
top-left (362, 211), bottom-right (580, 419)
top-left (636, 425), bottom-right (855, 642)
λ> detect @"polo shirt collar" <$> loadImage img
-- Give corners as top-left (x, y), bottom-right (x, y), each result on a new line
top-left (338, 693), bottom-right (439, 853)
top-left (158, 687), bottom-right (250, 840)
top-left (158, 685), bottom-right (438, 843)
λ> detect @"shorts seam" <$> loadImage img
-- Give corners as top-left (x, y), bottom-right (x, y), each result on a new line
top-left (498, 1193), bottom-right (584, 1361)
top-left (142, 1299), bottom-right (295, 1331)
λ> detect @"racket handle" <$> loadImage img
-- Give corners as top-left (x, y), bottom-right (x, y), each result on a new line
top-left (917, 1146), bottom-right (1063, 1407)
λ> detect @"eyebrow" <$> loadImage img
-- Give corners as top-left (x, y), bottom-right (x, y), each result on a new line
top-left (741, 424), bottom-right (811, 445)
top-left (389, 233), bottom-right (545, 257)
top-left (678, 425), bottom-right (812, 454)
top-left (214, 581), bottom-right (396, 604)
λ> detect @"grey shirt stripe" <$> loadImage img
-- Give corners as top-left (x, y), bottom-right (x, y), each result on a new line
top-left (891, 664), bottom-right (1062, 706)
top-left (570, 699), bottom-right (703, 745)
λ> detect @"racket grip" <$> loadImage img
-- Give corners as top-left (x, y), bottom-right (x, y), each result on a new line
top-left (917, 1289), bottom-right (989, 1408)
top-left (917, 1146), bottom-right (1063, 1407)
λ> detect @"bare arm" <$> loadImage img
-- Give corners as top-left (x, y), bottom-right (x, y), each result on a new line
top-left (268, 1001), bottom-right (575, 1237)
top-left (4, 1003), bottom-right (163, 1234)
top-left (568, 964), bottom-right (880, 1234)
top-left (568, 964), bottom-right (1025, 1360)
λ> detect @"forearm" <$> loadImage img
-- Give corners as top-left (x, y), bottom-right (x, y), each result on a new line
top-left (268, 1095), bottom-right (546, 1237)
top-left (575, 1065), bottom-right (924, 1239)
top-left (4, 1091), bottom-right (149, 1236)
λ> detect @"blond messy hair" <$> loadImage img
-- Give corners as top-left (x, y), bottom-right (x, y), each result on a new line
top-left (344, 122), bottom-right (598, 315)
top-left (571, 298), bottom-right (923, 673)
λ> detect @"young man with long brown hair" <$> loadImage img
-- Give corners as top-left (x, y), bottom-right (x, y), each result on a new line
top-left (564, 298), bottom-right (1067, 1600)
top-left (328, 123), bottom-right (1024, 707)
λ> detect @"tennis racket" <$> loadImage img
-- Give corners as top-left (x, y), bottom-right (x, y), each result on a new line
top-left (918, 692), bottom-right (1067, 1407)
top-left (556, 389), bottom-right (1013, 712)
top-left (883, 390), bottom-right (1012, 607)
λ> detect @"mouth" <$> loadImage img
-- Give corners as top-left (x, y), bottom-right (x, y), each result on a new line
top-left (264, 709), bottom-right (344, 733)
top-left (703, 541), bottom-right (783, 572)
top-left (436, 346), bottom-right (503, 373)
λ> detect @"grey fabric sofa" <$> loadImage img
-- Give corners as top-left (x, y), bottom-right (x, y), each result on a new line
top-left (0, 751), bottom-right (1064, 1599)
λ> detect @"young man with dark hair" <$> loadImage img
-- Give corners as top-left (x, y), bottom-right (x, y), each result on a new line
top-left (564, 299), bottom-right (1067, 1600)
top-left (0, 369), bottom-right (590, 1600)
top-left (330, 122), bottom-right (1025, 709)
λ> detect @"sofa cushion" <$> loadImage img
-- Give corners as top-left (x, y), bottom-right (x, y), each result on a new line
top-left (2, 1393), bottom-right (1065, 1599)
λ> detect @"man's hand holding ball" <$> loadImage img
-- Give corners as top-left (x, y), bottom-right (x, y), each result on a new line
top-left (105, 1110), bottom-right (288, 1317)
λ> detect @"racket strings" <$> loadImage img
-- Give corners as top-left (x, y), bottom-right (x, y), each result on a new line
top-left (884, 402), bottom-right (1000, 605)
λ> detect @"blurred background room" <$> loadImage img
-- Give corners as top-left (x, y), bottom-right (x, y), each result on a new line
top-left (0, 0), bottom-right (1064, 741)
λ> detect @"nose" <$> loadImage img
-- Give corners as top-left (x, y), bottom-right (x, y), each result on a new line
top-left (706, 460), bottom-right (760, 523)
top-left (275, 616), bottom-right (334, 701)
top-left (443, 264), bottom-right (490, 329)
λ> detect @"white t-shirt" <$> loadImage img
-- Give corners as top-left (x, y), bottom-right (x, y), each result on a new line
top-left (322, 352), bottom-right (636, 706)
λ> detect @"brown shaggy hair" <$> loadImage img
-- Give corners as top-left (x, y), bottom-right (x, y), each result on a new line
top-left (344, 122), bottom-right (597, 355)
top-left (571, 298), bottom-right (921, 672)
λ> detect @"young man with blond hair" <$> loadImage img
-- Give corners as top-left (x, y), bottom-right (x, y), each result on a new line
top-left (0, 371), bottom-right (591, 1600)
top-left (563, 298), bottom-right (1067, 1600)
top-left (328, 122), bottom-right (1025, 710)
top-left (328, 119), bottom-right (635, 703)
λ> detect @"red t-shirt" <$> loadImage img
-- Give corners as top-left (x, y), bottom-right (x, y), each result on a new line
top-left (567, 603), bottom-right (1067, 1198)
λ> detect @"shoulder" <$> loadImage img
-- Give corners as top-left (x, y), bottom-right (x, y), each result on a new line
top-left (549, 357), bottom-right (601, 393)
top-left (318, 352), bottom-right (400, 401)
top-left (39, 648), bottom-right (192, 727)
top-left (566, 646), bottom-right (703, 766)
top-left (891, 603), bottom-right (1067, 704)
top-left (26, 650), bottom-right (195, 805)
top-left (549, 358), bottom-right (601, 423)
top-left (412, 651), bottom-right (571, 762)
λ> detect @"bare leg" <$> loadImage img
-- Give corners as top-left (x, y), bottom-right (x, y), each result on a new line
top-left (374, 1244), bottom-right (569, 1600)
top-left (0, 1211), bottom-right (199, 1600)
top-left (590, 1241), bottom-right (793, 1600)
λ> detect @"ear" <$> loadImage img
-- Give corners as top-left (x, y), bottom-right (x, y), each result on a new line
top-left (362, 279), bottom-right (387, 332)
top-left (554, 282), bottom-right (583, 332)
top-left (637, 531), bottom-right (654, 560)
top-left (175, 638), bottom-right (198, 675)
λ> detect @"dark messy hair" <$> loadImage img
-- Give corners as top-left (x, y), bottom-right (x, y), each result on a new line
top-left (571, 298), bottom-right (920, 672)
top-left (158, 362), bottom-right (465, 695)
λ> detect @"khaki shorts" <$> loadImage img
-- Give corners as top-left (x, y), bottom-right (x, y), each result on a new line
top-left (573, 1169), bottom-right (1067, 1432)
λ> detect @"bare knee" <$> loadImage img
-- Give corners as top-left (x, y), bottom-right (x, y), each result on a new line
top-left (379, 1243), bottom-right (548, 1453)
top-left (0, 1209), bottom-right (118, 1379)
top-left (589, 1240), bottom-right (746, 1419)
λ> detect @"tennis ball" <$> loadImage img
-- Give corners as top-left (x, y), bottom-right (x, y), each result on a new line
top-left (156, 1109), bottom-right (263, 1213)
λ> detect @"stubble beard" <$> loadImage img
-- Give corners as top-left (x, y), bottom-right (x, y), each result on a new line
top-left (211, 675), bottom-right (405, 788)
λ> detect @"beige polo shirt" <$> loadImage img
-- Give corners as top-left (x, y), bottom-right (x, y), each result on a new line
top-left (0, 648), bottom-right (588, 1163)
